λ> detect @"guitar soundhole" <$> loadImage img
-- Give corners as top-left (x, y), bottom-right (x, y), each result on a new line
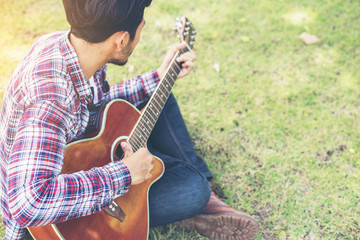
top-left (111, 136), bottom-right (128, 163)
top-left (114, 143), bottom-right (124, 161)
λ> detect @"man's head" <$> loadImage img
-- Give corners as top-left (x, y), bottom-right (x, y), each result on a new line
top-left (108, 18), bottom-right (145, 66)
top-left (62, 0), bottom-right (152, 43)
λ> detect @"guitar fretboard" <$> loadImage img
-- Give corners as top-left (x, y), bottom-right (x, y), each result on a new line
top-left (127, 47), bottom-right (190, 151)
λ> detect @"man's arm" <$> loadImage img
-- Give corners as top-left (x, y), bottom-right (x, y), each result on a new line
top-left (105, 43), bottom-right (197, 106)
top-left (7, 100), bottom-right (132, 227)
top-left (106, 70), bottom-right (160, 106)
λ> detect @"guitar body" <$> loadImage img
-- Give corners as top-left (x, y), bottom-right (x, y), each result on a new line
top-left (28, 99), bottom-right (164, 240)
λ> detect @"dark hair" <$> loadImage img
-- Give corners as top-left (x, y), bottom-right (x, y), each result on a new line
top-left (62, 0), bottom-right (152, 43)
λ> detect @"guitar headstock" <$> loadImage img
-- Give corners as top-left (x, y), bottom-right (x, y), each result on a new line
top-left (174, 16), bottom-right (196, 49)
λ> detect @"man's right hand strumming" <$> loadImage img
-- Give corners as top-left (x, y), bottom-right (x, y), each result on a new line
top-left (120, 142), bottom-right (155, 185)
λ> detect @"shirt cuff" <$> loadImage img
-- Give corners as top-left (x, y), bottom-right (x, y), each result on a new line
top-left (104, 161), bottom-right (132, 197)
top-left (153, 69), bottom-right (161, 83)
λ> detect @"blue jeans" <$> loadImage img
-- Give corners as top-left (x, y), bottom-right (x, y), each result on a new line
top-left (138, 94), bottom-right (213, 227)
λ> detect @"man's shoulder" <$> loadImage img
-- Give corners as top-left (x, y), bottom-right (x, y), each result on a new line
top-left (37, 30), bottom-right (68, 41)
top-left (31, 30), bottom-right (69, 53)
top-left (16, 31), bottom-right (74, 104)
top-left (19, 30), bottom-right (69, 74)
top-left (35, 30), bottom-right (69, 46)
top-left (2, 31), bottom-right (77, 120)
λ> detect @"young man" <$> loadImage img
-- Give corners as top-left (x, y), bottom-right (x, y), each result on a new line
top-left (0, 0), bottom-right (259, 239)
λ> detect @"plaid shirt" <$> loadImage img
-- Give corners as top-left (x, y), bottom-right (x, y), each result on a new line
top-left (0, 30), bottom-right (160, 239)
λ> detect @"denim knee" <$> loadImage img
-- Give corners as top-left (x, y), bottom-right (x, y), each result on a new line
top-left (149, 170), bottom-right (211, 227)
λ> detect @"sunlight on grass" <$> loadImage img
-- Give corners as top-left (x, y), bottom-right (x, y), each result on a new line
top-left (312, 48), bottom-right (339, 68)
top-left (283, 10), bottom-right (314, 26)
top-left (1, 45), bottom-right (29, 64)
top-left (0, 38), bottom-right (31, 95)
top-left (337, 72), bottom-right (358, 91)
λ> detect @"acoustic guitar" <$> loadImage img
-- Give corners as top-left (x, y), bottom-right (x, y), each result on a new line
top-left (28, 16), bottom-right (196, 239)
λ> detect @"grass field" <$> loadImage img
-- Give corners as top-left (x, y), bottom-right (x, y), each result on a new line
top-left (1, 0), bottom-right (359, 239)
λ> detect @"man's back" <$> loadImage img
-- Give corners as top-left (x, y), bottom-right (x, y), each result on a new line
top-left (0, 30), bottom-right (80, 239)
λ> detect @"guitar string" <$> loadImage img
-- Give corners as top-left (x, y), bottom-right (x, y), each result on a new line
top-left (127, 60), bottom-right (182, 151)
top-left (123, 47), bottom-right (190, 155)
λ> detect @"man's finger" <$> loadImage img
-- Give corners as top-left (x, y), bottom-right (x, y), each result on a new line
top-left (121, 142), bottom-right (133, 157)
top-left (176, 51), bottom-right (197, 63)
top-left (169, 42), bottom-right (186, 51)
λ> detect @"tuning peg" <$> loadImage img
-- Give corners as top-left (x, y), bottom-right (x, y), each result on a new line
top-left (174, 25), bottom-right (182, 32)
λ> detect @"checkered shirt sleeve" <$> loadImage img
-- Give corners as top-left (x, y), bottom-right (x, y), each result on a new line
top-left (7, 99), bottom-right (132, 228)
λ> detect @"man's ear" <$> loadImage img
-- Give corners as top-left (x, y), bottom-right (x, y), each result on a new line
top-left (113, 31), bottom-right (130, 51)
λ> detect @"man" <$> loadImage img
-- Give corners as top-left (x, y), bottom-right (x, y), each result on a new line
top-left (0, 0), bottom-right (259, 239)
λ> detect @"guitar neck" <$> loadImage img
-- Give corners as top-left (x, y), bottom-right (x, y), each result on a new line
top-left (127, 46), bottom-right (190, 151)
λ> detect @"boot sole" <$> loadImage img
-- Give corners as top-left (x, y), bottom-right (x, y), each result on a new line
top-left (175, 212), bottom-right (259, 240)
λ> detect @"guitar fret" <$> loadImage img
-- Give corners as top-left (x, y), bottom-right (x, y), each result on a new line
top-left (166, 77), bottom-right (175, 88)
top-left (168, 70), bottom-right (177, 81)
top-left (173, 63), bottom-right (181, 72)
top-left (148, 101), bottom-right (161, 116)
top-left (143, 112), bottom-right (155, 127)
top-left (137, 126), bottom-right (151, 142)
top-left (164, 79), bottom-right (174, 91)
top-left (136, 126), bottom-right (148, 143)
top-left (159, 85), bottom-right (168, 96)
top-left (168, 70), bottom-right (179, 81)
top-left (134, 129), bottom-right (144, 143)
top-left (128, 138), bottom-right (141, 152)
top-left (138, 121), bottom-right (151, 135)
top-left (143, 112), bottom-right (156, 128)
top-left (155, 94), bottom-right (166, 106)
top-left (128, 25), bottom-right (196, 152)
top-left (147, 103), bottom-right (157, 115)
top-left (131, 142), bottom-right (141, 152)
top-left (138, 121), bottom-right (151, 136)
top-left (131, 134), bottom-right (143, 151)
top-left (154, 100), bottom-right (163, 113)
top-left (160, 79), bottom-right (171, 95)
top-left (163, 79), bottom-right (171, 91)
top-left (144, 106), bottom-right (158, 123)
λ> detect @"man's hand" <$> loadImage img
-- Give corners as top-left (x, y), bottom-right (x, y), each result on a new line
top-left (120, 142), bottom-right (154, 185)
top-left (157, 42), bottom-right (197, 79)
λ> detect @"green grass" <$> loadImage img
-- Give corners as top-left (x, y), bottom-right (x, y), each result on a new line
top-left (1, 0), bottom-right (359, 239)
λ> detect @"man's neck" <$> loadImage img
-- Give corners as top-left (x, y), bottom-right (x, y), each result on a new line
top-left (69, 33), bottom-right (109, 81)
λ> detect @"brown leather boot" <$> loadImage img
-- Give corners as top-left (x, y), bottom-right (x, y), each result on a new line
top-left (174, 186), bottom-right (259, 240)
